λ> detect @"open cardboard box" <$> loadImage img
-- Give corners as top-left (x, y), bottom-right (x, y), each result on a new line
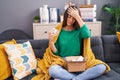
top-left (66, 56), bottom-right (86, 72)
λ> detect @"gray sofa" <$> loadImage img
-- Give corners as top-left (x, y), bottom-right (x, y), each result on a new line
top-left (0, 29), bottom-right (120, 80)
top-left (3, 35), bottom-right (119, 80)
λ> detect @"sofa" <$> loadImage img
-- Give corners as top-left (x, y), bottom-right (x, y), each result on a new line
top-left (0, 30), bottom-right (120, 80)
top-left (3, 35), bottom-right (119, 80)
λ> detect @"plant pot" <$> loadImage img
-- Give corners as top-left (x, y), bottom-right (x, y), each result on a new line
top-left (34, 20), bottom-right (40, 23)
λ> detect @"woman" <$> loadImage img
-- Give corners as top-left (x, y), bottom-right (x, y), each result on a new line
top-left (48, 6), bottom-right (110, 80)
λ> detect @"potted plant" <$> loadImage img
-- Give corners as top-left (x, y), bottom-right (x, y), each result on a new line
top-left (34, 16), bottom-right (40, 23)
top-left (103, 4), bottom-right (120, 34)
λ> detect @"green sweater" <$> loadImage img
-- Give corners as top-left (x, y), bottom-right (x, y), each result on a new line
top-left (54, 24), bottom-right (91, 57)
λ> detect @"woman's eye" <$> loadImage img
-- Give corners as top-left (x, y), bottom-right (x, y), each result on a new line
top-left (68, 16), bottom-right (70, 18)
top-left (68, 15), bottom-right (71, 18)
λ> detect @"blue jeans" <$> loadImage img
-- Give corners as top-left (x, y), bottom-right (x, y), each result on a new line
top-left (48, 64), bottom-right (106, 80)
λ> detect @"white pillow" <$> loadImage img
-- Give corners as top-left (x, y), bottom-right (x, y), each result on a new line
top-left (3, 41), bottom-right (37, 79)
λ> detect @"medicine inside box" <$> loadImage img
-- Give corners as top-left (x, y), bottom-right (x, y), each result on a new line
top-left (65, 56), bottom-right (86, 72)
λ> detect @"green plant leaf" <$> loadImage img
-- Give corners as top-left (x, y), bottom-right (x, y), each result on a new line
top-left (103, 4), bottom-right (120, 34)
top-left (34, 16), bottom-right (40, 20)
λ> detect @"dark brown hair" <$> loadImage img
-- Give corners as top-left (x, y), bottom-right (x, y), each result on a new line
top-left (62, 6), bottom-right (81, 30)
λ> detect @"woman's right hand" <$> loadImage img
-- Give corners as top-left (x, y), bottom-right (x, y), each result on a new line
top-left (48, 31), bottom-right (54, 43)
top-left (48, 31), bottom-right (58, 53)
top-left (49, 28), bottom-right (58, 42)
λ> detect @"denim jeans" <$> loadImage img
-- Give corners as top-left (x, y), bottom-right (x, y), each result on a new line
top-left (48, 64), bottom-right (106, 80)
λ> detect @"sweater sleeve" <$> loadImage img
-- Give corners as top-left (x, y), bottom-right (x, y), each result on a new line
top-left (79, 24), bottom-right (91, 38)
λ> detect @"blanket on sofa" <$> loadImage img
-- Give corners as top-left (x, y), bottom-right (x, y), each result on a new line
top-left (32, 23), bottom-right (110, 80)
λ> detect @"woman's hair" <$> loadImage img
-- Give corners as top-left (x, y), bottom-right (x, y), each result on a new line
top-left (62, 6), bottom-right (81, 29)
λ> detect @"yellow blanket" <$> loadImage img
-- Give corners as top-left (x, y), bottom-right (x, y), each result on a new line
top-left (32, 23), bottom-right (110, 80)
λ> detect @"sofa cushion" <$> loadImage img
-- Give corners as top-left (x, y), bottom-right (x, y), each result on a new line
top-left (16, 39), bottom-right (49, 59)
top-left (93, 69), bottom-right (120, 80)
top-left (91, 36), bottom-right (105, 61)
top-left (3, 41), bottom-right (37, 79)
top-left (108, 63), bottom-right (120, 73)
top-left (0, 29), bottom-right (32, 40)
top-left (102, 35), bottom-right (120, 62)
top-left (0, 39), bottom-right (16, 80)
top-left (94, 62), bottom-right (120, 80)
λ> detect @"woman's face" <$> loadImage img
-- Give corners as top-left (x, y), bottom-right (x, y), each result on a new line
top-left (67, 15), bottom-right (75, 26)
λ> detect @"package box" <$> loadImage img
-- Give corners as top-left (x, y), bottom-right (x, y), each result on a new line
top-left (66, 56), bottom-right (86, 72)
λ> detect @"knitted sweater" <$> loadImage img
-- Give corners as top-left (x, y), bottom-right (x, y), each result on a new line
top-left (54, 24), bottom-right (91, 57)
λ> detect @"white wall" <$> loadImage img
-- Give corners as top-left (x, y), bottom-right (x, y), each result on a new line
top-left (0, 0), bottom-right (119, 38)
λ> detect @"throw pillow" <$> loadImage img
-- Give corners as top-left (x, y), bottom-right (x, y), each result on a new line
top-left (3, 41), bottom-right (37, 79)
top-left (0, 39), bottom-right (16, 80)
top-left (116, 32), bottom-right (120, 42)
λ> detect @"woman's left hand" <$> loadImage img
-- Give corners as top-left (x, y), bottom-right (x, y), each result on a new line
top-left (67, 7), bottom-right (81, 21)
top-left (67, 7), bottom-right (85, 27)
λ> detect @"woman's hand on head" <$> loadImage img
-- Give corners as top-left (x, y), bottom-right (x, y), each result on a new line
top-left (67, 7), bottom-right (81, 21)
top-left (67, 7), bottom-right (85, 27)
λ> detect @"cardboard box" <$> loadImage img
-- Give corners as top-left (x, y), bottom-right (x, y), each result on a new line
top-left (66, 56), bottom-right (86, 72)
